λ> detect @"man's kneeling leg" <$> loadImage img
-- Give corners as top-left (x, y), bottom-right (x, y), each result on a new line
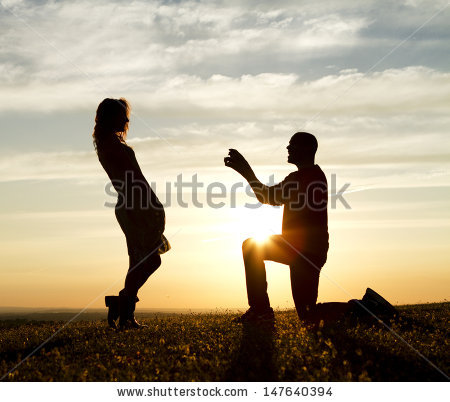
top-left (289, 254), bottom-right (323, 321)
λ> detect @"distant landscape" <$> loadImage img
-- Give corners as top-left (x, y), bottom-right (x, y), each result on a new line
top-left (1, 302), bottom-right (448, 382)
top-left (0, 307), bottom-right (220, 322)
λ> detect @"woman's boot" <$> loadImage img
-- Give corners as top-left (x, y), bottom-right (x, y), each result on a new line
top-left (118, 293), bottom-right (147, 329)
top-left (105, 295), bottom-right (119, 329)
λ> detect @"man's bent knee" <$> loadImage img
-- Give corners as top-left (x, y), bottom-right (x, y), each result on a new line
top-left (242, 237), bottom-right (254, 251)
top-left (242, 237), bottom-right (264, 253)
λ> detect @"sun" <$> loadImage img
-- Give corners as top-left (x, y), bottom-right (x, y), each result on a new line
top-left (248, 218), bottom-right (274, 243)
top-left (227, 205), bottom-right (282, 244)
top-left (252, 230), bottom-right (272, 243)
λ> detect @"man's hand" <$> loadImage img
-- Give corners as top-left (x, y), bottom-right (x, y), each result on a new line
top-left (224, 149), bottom-right (253, 178)
top-left (224, 148), bottom-right (271, 204)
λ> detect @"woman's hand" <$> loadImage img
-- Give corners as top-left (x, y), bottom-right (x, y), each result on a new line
top-left (224, 149), bottom-right (253, 178)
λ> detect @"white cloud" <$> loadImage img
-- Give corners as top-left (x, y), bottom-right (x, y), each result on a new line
top-left (0, 0), bottom-right (447, 115)
top-left (1, 112), bottom-right (449, 188)
top-left (402, 0), bottom-right (449, 8)
top-left (0, 1), bottom-right (448, 187)
top-left (0, 66), bottom-right (448, 117)
top-left (0, 1), bottom-right (368, 89)
top-left (0, 149), bottom-right (100, 182)
top-left (137, 66), bottom-right (450, 117)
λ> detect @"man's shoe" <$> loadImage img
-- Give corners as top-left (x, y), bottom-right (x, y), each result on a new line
top-left (233, 307), bottom-right (275, 324)
top-left (362, 288), bottom-right (398, 318)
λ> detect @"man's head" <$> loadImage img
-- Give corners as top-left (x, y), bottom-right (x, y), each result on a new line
top-left (287, 132), bottom-right (318, 166)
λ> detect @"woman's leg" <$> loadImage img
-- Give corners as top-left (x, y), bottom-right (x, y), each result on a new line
top-left (118, 250), bottom-right (161, 329)
top-left (122, 251), bottom-right (161, 299)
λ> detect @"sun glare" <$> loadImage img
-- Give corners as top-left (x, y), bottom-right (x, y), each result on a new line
top-left (227, 205), bottom-right (282, 243)
top-left (252, 231), bottom-right (271, 244)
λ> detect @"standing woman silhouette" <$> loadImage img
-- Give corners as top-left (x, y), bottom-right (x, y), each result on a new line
top-left (93, 98), bottom-right (170, 329)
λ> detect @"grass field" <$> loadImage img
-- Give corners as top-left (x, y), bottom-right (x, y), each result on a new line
top-left (0, 303), bottom-right (448, 382)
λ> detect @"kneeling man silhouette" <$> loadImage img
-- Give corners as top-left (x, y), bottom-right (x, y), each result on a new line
top-left (225, 132), bottom-right (398, 325)
top-left (225, 132), bottom-right (328, 323)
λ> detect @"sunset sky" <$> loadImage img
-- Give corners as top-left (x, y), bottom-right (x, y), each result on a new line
top-left (0, 0), bottom-right (449, 310)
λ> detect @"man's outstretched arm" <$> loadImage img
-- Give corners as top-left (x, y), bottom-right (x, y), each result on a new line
top-left (224, 148), bottom-right (281, 205)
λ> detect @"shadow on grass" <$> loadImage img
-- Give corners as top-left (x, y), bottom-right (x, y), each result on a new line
top-left (224, 322), bottom-right (277, 381)
top-left (318, 317), bottom-right (448, 381)
top-left (0, 327), bottom-right (77, 370)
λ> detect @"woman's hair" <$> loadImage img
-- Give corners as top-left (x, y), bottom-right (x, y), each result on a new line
top-left (92, 98), bottom-right (130, 151)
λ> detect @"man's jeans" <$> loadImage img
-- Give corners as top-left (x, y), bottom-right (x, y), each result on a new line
top-left (242, 234), bottom-right (327, 318)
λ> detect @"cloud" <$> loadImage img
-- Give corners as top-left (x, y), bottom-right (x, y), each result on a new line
top-left (0, 65), bottom-right (449, 118)
top-left (0, 149), bottom-right (100, 182)
top-left (0, 0), bottom-right (367, 80)
top-left (1, 112), bottom-right (449, 189)
top-left (0, 0), bottom-right (448, 114)
top-left (0, 1), bottom-right (448, 187)
top-left (131, 66), bottom-right (450, 118)
top-left (0, 0), bottom-right (367, 112)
